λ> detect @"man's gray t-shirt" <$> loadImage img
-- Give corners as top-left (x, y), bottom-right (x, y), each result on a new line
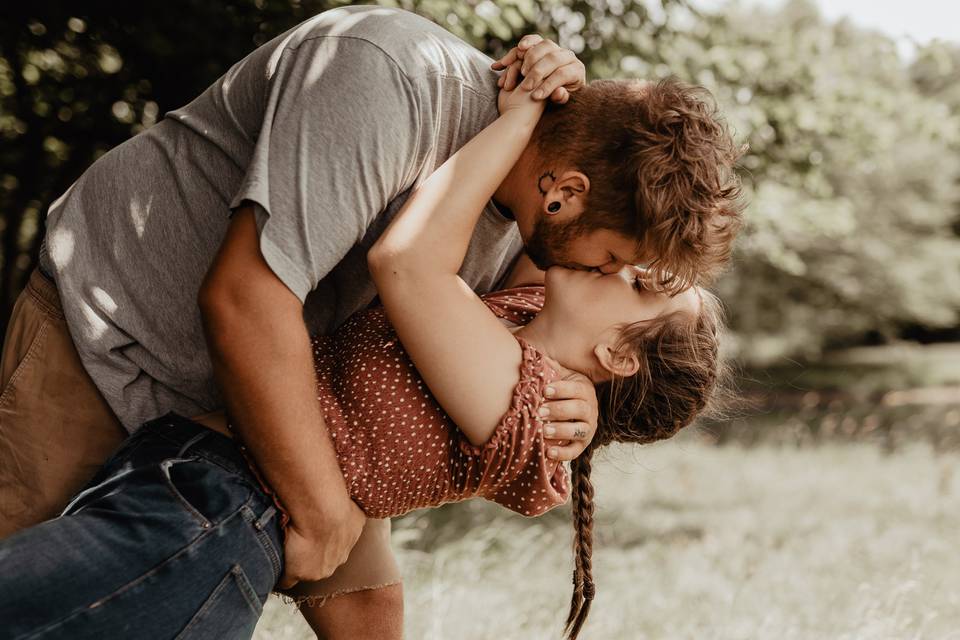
top-left (38, 5), bottom-right (522, 432)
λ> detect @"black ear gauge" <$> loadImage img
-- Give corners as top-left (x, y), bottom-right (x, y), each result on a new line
top-left (547, 201), bottom-right (561, 212)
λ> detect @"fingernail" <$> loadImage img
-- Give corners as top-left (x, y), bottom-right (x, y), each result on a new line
top-left (549, 447), bottom-right (558, 458)
top-left (545, 426), bottom-right (556, 437)
top-left (533, 90), bottom-right (544, 99)
top-left (539, 407), bottom-right (550, 417)
top-left (545, 386), bottom-right (555, 397)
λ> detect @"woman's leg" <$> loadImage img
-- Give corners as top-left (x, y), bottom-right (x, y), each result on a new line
top-left (299, 583), bottom-right (404, 639)
top-left (277, 517), bottom-right (404, 639)
top-left (0, 413), bottom-right (283, 640)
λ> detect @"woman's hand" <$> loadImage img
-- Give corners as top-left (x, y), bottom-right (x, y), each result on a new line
top-left (497, 83), bottom-right (545, 118)
top-left (491, 34), bottom-right (587, 104)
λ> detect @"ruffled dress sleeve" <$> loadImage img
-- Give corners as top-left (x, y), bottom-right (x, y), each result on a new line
top-left (457, 335), bottom-right (570, 516)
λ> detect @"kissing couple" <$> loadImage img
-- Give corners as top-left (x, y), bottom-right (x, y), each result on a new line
top-left (0, 5), bottom-right (743, 639)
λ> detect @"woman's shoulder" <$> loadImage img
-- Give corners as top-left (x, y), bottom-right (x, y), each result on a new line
top-left (462, 334), bottom-right (561, 455)
top-left (458, 334), bottom-right (570, 515)
top-left (481, 285), bottom-right (545, 327)
top-left (513, 334), bottom-right (561, 389)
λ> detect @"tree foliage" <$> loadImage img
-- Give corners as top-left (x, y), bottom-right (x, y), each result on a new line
top-left (2, 0), bottom-right (958, 363)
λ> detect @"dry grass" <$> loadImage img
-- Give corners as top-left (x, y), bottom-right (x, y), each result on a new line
top-left (254, 436), bottom-right (960, 639)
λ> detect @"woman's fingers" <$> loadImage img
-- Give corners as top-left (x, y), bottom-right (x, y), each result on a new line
top-left (494, 34), bottom-right (585, 104)
top-left (546, 439), bottom-right (587, 461)
top-left (543, 378), bottom-right (598, 424)
top-left (502, 59), bottom-right (523, 90)
top-left (539, 397), bottom-right (591, 424)
top-left (541, 375), bottom-right (598, 462)
top-left (490, 47), bottom-right (521, 70)
top-left (544, 376), bottom-right (593, 401)
top-left (544, 421), bottom-right (591, 460)
top-left (544, 421), bottom-right (592, 442)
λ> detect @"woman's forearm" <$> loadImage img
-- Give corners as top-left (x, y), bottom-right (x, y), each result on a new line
top-left (369, 102), bottom-right (542, 276)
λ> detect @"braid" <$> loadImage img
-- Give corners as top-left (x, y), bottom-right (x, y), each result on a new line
top-left (555, 290), bottom-right (727, 637)
top-left (564, 448), bottom-right (596, 640)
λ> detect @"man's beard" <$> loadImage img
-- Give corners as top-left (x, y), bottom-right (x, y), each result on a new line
top-left (523, 216), bottom-right (586, 270)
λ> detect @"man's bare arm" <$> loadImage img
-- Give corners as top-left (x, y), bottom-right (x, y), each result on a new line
top-left (198, 203), bottom-right (365, 588)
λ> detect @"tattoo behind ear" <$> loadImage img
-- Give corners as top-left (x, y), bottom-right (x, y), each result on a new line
top-left (537, 170), bottom-right (556, 196)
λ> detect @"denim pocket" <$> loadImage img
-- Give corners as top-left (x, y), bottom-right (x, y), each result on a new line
top-left (159, 457), bottom-right (215, 528)
top-left (174, 564), bottom-right (262, 640)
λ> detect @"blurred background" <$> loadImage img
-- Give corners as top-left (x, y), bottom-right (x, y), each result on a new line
top-left (3, 0), bottom-right (958, 638)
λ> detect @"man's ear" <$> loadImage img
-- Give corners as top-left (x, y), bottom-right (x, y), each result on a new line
top-left (542, 170), bottom-right (590, 221)
top-left (593, 342), bottom-right (640, 379)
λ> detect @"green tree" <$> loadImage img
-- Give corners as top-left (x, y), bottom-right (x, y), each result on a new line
top-left (3, 0), bottom-right (958, 365)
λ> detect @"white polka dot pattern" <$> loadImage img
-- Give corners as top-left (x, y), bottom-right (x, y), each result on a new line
top-left (311, 286), bottom-right (570, 518)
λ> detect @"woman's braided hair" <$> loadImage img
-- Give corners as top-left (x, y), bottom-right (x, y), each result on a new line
top-left (563, 290), bottom-right (727, 639)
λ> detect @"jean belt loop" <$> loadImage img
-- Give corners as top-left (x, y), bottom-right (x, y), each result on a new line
top-left (176, 431), bottom-right (208, 458)
top-left (254, 505), bottom-right (277, 531)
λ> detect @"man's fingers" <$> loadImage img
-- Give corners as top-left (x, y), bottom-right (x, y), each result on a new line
top-left (552, 86), bottom-right (570, 103)
top-left (519, 40), bottom-right (561, 78)
top-left (517, 34), bottom-right (545, 51)
top-left (540, 397), bottom-right (590, 423)
top-left (521, 49), bottom-right (576, 91)
top-left (532, 63), bottom-right (581, 99)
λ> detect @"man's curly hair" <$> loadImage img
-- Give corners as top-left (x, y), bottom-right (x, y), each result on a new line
top-left (532, 77), bottom-right (746, 292)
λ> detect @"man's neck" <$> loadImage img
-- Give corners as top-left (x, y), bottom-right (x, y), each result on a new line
top-left (493, 145), bottom-right (537, 229)
top-left (491, 197), bottom-right (515, 221)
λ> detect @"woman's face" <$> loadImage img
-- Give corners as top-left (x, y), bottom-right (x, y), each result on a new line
top-left (542, 265), bottom-right (700, 360)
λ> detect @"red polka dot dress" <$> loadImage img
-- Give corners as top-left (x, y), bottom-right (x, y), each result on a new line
top-left (311, 285), bottom-right (569, 518)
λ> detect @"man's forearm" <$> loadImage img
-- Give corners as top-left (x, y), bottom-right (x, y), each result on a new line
top-left (199, 292), bottom-right (350, 528)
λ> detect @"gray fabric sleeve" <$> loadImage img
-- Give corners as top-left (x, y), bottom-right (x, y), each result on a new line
top-left (229, 36), bottom-right (423, 303)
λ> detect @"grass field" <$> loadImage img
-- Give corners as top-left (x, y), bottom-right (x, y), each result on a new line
top-left (253, 433), bottom-right (960, 639)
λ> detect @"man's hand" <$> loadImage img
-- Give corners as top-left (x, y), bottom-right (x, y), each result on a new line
top-left (491, 34), bottom-right (586, 104)
top-left (540, 371), bottom-right (599, 461)
top-left (199, 204), bottom-right (366, 590)
top-left (277, 501), bottom-right (366, 590)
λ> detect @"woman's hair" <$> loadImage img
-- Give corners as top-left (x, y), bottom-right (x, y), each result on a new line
top-left (532, 77), bottom-right (745, 293)
top-left (563, 289), bottom-right (728, 639)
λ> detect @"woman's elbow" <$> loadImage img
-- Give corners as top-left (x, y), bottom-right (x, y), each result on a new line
top-left (367, 242), bottom-right (421, 284)
top-left (367, 244), bottom-right (399, 287)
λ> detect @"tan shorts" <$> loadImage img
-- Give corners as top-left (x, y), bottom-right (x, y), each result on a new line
top-left (0, 267), bottom-right (400, 603)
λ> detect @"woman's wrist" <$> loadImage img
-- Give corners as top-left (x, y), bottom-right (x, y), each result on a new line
top-left (497, 110), bottom-right (542, 140)
top-left (498, 91), bottom-right (546, 129)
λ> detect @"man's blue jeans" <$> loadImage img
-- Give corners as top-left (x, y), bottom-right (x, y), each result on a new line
top-left (0, 412), bottom-right (284, 639)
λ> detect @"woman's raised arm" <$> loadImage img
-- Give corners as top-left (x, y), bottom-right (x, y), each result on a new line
top-left (367, 87), bottom-right (545, 447)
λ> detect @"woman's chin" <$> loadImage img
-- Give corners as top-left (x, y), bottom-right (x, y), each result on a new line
top-left (543, 265), bottom-right (567, 288)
